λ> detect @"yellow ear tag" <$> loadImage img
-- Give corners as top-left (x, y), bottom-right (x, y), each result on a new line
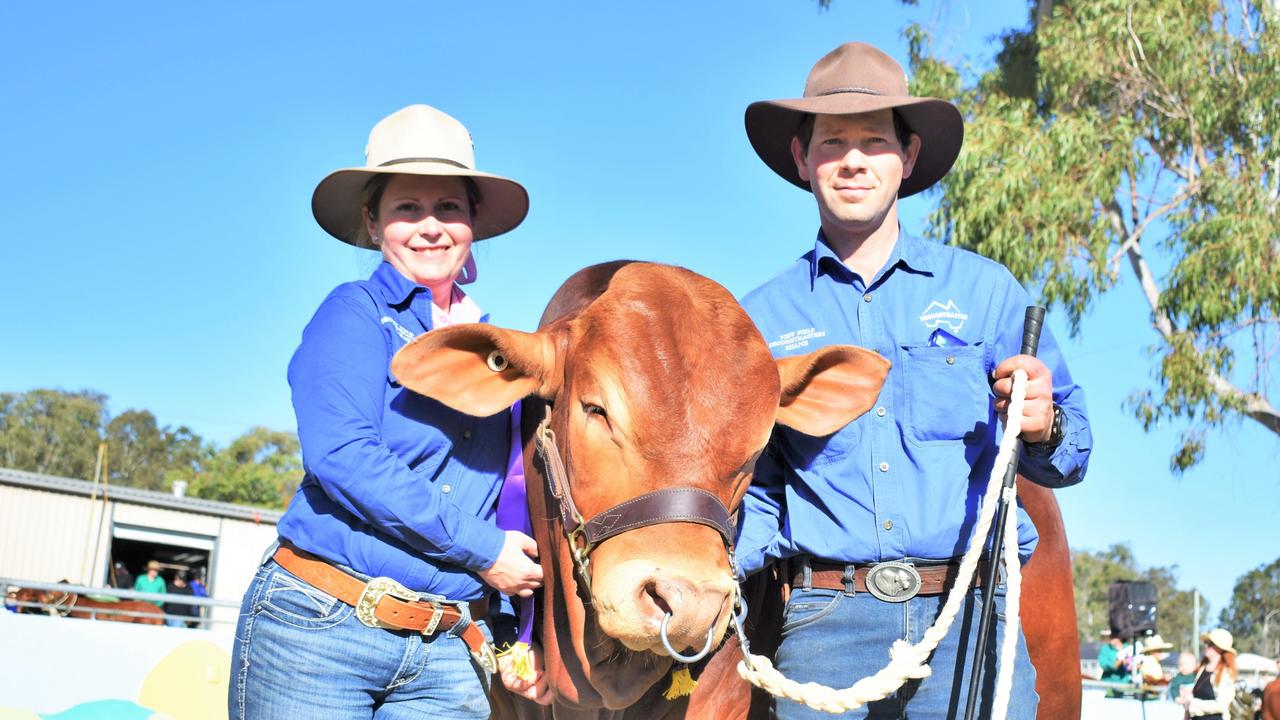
top-left (663, 666), bottom-right (697, 700)
top-left (506, 641), bottom-right (536, 683)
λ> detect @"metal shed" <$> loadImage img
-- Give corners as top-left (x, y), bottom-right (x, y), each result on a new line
top-left (0, 466), bottom-right (279, 627)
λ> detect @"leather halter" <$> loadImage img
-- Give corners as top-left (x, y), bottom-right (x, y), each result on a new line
top-left (533, 405), bottom-right (741, 591)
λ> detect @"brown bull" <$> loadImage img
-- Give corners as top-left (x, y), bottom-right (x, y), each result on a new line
top-left (393, 261), bottom-right (1079, 719)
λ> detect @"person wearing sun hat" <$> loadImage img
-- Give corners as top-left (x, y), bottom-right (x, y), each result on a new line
top-left (735, 42), bottom-right (1092, 719)
top-left (1134, 634), bottom-right (1174, 685)
top-left (1178, 628), bottom-right (1240, 719)
top-left (229, 104), bottom-right (545, 718)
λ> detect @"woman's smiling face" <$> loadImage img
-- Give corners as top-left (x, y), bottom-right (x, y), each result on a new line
top-left (365, 174), bottom-right (475, 298)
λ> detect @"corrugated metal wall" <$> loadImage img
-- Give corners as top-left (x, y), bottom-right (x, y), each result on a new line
top-left (0, 484), bottom-right (102, 584)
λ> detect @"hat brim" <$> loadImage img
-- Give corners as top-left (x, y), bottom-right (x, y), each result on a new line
top-left (312, 162), bottom-right (530, 248)
top-left (744, 94), bottom-right (963, 198)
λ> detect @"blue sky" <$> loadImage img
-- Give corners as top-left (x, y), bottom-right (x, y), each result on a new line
top-left (2, 1), bottom-right (1276, 629)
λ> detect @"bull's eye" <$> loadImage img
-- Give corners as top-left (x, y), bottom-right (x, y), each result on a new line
top-left (582, 402), bottom-right (607, 419)
top-left (486, 350), bottom-right (509, 373)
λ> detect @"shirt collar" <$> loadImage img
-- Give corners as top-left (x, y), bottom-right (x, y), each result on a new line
top-left (371, 261), bottom-right (425, 307)
top-left (807, 226), bottom-right (935, 289)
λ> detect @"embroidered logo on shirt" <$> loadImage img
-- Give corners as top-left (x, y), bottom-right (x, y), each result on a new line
top-left (381, 316), bottom-right (416, 342)
top-left (919, 300), bottom-right (969, 332)
top-left (767, 327), bottom-right (827, 352)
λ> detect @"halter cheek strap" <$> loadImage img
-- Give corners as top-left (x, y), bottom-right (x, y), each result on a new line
top-left (533, 406), bottom-right (739, 590)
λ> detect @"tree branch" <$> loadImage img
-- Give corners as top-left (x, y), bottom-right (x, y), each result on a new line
top-left (1124, 231), bottom-right (1280, 436)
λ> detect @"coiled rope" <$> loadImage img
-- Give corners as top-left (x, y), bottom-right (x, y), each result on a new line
top-left (735, 369), bottom-right (1028, 718)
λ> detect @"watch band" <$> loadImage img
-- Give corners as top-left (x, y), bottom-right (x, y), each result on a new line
top-left (1027, 403), bottom-right (1065, 449)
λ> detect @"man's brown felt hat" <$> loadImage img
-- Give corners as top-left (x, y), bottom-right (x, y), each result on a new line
top-left (745, 42), bottom-right (964, 197)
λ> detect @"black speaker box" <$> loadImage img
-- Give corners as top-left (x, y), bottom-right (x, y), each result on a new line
top-left (1109, 581), bottom-right (1158, 640)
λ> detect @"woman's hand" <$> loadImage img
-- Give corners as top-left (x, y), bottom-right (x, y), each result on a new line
top-left (479, 530), bottom-right (543, 597)
top-left (498, 642), bottom-right (553, 705)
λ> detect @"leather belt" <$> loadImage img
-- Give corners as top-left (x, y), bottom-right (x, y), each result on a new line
top-left (272, 543), bottom-right (497, 673)
top-left (792, 559), bottom-right (993, 602)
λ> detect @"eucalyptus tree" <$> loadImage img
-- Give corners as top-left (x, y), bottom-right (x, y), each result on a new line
top-left (906, 0), bottom-right (1279, 471)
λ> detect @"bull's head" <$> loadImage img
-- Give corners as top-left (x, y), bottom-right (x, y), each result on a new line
top-left (392, 262), bottom-right (888, 709)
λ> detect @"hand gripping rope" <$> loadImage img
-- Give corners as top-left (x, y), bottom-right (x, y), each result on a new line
top-left (732, 332), bottom-right (1039, 718)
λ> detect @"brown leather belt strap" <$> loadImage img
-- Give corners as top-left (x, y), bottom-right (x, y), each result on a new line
top-left (793, 560), bottom-right (993, 597)
top-left (272, 543), bottom-right (496, 672)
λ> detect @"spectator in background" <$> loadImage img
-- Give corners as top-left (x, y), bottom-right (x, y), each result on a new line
top-left (1134, 634), bottom-right (1173, 685)
top-left (165, 572), bottom-right (196, 628)
top-left (1168, 651), bottom-right (1200, 701)
top-left (1098, 634), bottom-right (1130, 682)
top-left (133, 560), bottom-right (166, 608)
top-left (1177, 628), bottom-right (1239, 719)
top-left (189, 569), bottom-right (207, 598)
top-left (110, 561), bottom-right (134, 590)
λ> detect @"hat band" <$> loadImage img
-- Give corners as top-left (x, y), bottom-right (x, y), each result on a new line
top-left (816, 86), bottom-right (885, 97)
top-left (378, 157), bottom-right (470, 170)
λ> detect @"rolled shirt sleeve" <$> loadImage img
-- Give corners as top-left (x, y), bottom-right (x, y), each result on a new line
top-left (992, 275), bottom-right (1092, 489)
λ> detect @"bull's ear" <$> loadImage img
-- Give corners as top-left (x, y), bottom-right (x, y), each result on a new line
top-left (775, 345), bottom-right (890, 436)
top-left (390, 324), bottom-right (561, 417)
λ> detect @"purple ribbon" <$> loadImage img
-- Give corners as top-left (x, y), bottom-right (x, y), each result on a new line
top-left (496, 400), bottom-right (534, 646)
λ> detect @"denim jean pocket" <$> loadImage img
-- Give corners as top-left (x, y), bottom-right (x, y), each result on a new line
top-left (781, 588), bottom-right (845, 634)
top-left (257, 568), bottom-right (353, 630)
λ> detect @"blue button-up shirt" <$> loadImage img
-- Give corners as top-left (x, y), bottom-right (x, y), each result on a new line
top-left (736, 230), bottom-right (1091, 575)
top-left (277, 261), bottom-right (509, 601)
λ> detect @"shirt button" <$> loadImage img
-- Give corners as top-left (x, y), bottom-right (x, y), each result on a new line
top-left (876, 406), bottom-right (886, 417)
top-left (441, 484), bottom-right (452, 494)
top-left (879, 461), bottom-right (889, 472)
top-left (462, 430), bottom-right (472, 440)
top-left (863, 293), bottom-right (873, 303)
top-left (946, 355), bottom-right (956, 365)
top-left (883, 520), bottom-right (894, 531)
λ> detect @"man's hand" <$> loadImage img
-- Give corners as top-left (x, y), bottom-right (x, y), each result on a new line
top-left (498, 642), bottom-right (553, 705)
top-left (478, 530), bottom-right (543, 597)
top-left (992, 355), bottom-right (1055, 444)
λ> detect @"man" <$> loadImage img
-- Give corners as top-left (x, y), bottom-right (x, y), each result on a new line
top-left (736, 42), bottom-right (1091, 719)
top-left (133, 560), bottom-right (167, 609)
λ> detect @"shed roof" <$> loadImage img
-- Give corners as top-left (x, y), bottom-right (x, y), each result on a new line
top-left (0, 466), bottom-right (282, 524)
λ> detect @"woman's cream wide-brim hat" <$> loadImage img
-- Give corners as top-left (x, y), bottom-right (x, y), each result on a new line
top-left (312, 104), bottom-right (529, 248)
top-left (1201, 628), bottom-right (1236, 654)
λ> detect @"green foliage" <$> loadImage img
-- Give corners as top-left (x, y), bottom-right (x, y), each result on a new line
top-left (105, 409), bottom-right (210, 492)
top-left (0, 388), bottom-right (297, 508)
top-left (0, 389), bottom-right (107, 479)
top-left (1072, 543), bottom-right (1206, 651)
top-left (907, 0), bottom-right (1280, 470)
top-left (182, 427), bottom-right (301, 509)
top-left (1218, 556), bottom-right (1280, 657)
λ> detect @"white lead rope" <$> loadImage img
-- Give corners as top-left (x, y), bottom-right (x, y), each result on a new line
top-left (736, 369), bottom-right (1028, 717)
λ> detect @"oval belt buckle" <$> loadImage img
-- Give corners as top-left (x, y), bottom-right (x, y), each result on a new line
top-left (865, 561), bottom-right (922, 603)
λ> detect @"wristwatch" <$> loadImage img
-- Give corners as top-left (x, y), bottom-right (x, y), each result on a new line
top-left (1026, 403), bottom-right (1066, 450)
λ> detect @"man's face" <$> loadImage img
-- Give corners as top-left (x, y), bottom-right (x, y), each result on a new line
top-left (790, 110), bottom-right (920, 237)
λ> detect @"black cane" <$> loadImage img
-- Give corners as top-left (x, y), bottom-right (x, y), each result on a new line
top-left (962, 306), bottom-right (1045, 720)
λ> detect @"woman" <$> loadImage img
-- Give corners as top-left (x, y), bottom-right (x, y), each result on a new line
top-left (1177, 628), bottom-right (1239, 720)
top-left (230, 104), bottom-right (545, 718)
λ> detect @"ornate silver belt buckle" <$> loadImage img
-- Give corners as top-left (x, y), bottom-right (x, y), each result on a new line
top-left (865, 561), bottom-right (922, 603)
top-left (355, 576), bottom-right (417, 628)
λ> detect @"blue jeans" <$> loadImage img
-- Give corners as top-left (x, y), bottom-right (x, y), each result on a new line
top-left (771, 581), bottom-right (1038, 719)
top-left (229, 559), bottom-right (493, 719)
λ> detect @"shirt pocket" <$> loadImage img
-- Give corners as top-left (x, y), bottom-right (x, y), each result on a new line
top-left (901, 342), bottom-right (990, 445)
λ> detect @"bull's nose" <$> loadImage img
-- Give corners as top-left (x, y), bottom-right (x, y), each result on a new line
top-left (639, 577), bottom-right (710, 642)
